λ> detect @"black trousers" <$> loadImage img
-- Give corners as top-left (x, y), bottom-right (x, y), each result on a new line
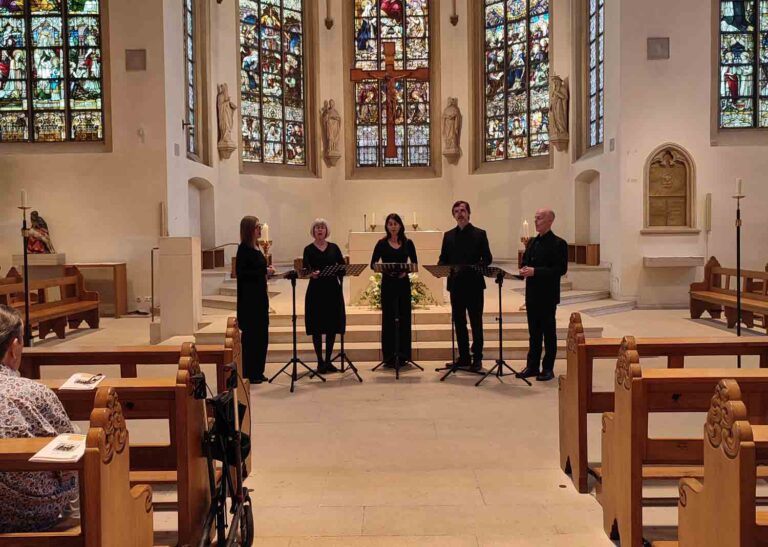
top-left (526, 303), bottom-right (557, 373)
top-left (381, 277), bottom-right (412, 361)
top-left (450, 286), bottom-right (484, 361)
top-left (242, 322), bottom-right (268, 381)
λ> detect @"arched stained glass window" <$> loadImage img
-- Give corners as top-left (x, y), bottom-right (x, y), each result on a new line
top-left (719, 1), bottom-right (768, 128)
top-left (0, 0), bottom-right (104, 143)
top-left (183, 0), bottom-right (198, 158)
top-left (351, 0), bottom-right (431, 168)
top-left (239, 0), bottom-right (306, 165)
top-left (588, 0), bottom-right (603, 147)
top-left (483, 0), bottom-right (550, 161)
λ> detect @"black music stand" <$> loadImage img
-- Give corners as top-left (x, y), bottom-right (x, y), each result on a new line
top-left (423, 264), bottom-right (487, 381)
top-left (474, 267), bottom-right (531, 387)
top-left (325, 263), bottom-right (367, 382)
top-left (268, 269), bottom-right (327, 393)
top-left (370, 263), bottom-right (423, 380)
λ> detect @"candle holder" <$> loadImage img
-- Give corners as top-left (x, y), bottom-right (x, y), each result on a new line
top-left (258, 239), bottom-right (273, 266)
top-left (370, 224), bottom-right (377, 232)
top-left (411, 223), bottom-right (419, 231)
top-left (520, 236), bottom-right (531, 246)
top-left (18, 204), bottom-right (32, 347)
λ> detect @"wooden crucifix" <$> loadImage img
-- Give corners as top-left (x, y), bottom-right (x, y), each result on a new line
top-left (350, 41), bottom-right (430, 159)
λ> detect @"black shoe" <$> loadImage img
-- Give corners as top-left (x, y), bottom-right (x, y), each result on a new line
top-left (469, 359), bottom-right (483, 372)
top-left (324, 362), bottom-right (340, 373)
top-left (517, 367), bottom-right (540, 379)
top-left (258, 374), bottom-right (268, 383)
top-left (536, 370), bottom-right (555, 382)
top-left (316, 362), bottom-right (330, 374)
top-left (251, 377), bottom-right (264, 384)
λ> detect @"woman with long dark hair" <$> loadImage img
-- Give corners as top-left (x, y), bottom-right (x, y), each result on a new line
top-left (370, 213), bottom-right (418, 366)
top-left (236, 215), bottom-right (273, 383)
top-left (303, 218), bottom-right (346, 374)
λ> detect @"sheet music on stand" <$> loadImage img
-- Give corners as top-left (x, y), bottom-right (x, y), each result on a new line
top-left (422, 264), bottom-right (453, 279)
top-left (469, 265), bottom-right (518, 280)
top-left (373, 263), bottom-right (418, 275)
top-left (313, 264), bottom-right (368, 278)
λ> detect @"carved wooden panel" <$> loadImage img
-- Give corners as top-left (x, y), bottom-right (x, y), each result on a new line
top-left (646, 145), bottom-right (693, 228)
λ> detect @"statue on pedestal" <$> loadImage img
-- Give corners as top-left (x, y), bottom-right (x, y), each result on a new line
top-left (550, 75), bottom-right (570, 152)
top-left (441, 97), bottom-right (462, 163)
top-left (320, 99), bottom-right (342, 166)
top-left (217, 83), bottom-right (238, 160)
top-left (28, 211), bottom-right (56, 253)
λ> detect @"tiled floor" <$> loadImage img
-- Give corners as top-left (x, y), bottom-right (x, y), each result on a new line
top-left (33, 287), bottom-right (766, 546)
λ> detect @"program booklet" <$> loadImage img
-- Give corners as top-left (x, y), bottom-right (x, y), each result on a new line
top-left (59, 372), bottom-right (105, 391)
top-left (29, 434), bottom-right (87, 463)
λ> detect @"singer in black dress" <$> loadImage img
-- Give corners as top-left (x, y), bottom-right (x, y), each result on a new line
top-left (370, 214), bottom-right (418, 365)
top-left (236, 215), bottom-right (272, 383)
top-left (303, 219), bottom-right (346, 374)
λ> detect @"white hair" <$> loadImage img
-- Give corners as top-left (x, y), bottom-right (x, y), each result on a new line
top-left (310, 218), bottom-right (330, 238)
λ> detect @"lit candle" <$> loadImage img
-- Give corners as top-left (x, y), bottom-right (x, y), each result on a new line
top-left (262, 223), bottom-right (270, 241)
top-left (413, 211), bottom-right (417, 225)
top-left (20, 189), bottom-right (27, 208)
top-left (523, 220), bottom-right (530, 238)
top-left (737, 178), bottom-right (743, 196)
top-left (372, 212), bottom-right (376, 226)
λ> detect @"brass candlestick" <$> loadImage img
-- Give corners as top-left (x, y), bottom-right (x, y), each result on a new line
top-left (259, 239), bottom-right (273, 266)
top-left (412, 223), bottom-right (419, 231)
top-left (520, 236), bottom-right (531, 246)
top-left (370, 224), bottom-right (377, 232)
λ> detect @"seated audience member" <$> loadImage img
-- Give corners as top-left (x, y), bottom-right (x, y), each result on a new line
top-left (0, 305), bottom-right (79, 532)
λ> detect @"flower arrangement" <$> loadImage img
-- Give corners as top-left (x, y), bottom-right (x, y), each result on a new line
top-left (358, 273), bottom-right (437, 309)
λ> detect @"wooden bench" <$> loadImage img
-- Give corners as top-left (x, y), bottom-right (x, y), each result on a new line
top-left (690, 256), bottom-right (768, 332)
top-left (0, 266), bottom-right (100, 340)
top-left (43, 343), bottom-right (208, 547)
top-left (559, 312), bottom-right (768, 493)
top-left (600, 337), bottom-right (768, 547)
top-left (649, 379), bottom-right (768, 547)
top-left (0, 387), bottom-right (153, 547)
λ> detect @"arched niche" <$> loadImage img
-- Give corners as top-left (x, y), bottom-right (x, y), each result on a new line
top-left (643, 143), bottom-right (697, 232)
top-left (574, 169), bottom-right (600, 245)
top-left (188, 178), bottom-right (216, 249)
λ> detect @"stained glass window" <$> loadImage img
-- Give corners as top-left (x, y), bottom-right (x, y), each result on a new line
top-left (718, 1), bottom-right (768, 127)
top-left (588, 0), bottom-right (604, 147)
top-left (183, 0), bottom-right (198, 157)
top-left (239, 0), bottom-right (306, 165)
top-left (0, 0), bottom-right (103, 143)
top-left (483, 0), bottom-right (550, 161)
top-left (352, 0), bottom-right (431, 168)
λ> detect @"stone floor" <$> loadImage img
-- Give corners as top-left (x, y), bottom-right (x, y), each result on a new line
top-left (32, 290), bottom-right (767, 546)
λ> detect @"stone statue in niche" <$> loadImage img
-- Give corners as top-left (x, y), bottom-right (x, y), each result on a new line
top-left (647, 146), bottom-right (691, 227)
top-left (441, 97), bottom-right (462, 163)
top-left (320, 99), bottom-right (342, 166)
top-left (549, 75), bottom-right (569, 152)
top-left (217, 83), bottom-right (238, 160)
top-left (27, 211), bottom-right (56, 254)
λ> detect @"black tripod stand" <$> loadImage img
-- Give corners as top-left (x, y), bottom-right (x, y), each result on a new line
top-left (327, 263), bottom-right (367, 382)
top-left (475, 268), bottom-right (531, 387)
top-left (268, 270), bottom-right (326, 393)
top-left (371, 263), bottom-right (423, 380)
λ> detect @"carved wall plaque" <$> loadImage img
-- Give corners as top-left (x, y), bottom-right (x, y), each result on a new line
top-left (644, 144), bottom-right (696, 230)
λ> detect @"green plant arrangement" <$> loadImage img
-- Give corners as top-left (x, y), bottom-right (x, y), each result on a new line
top-left (358, 273), bottom-right (437, 309)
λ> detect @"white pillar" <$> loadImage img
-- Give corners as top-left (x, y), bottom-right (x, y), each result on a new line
top-left (157, 237), bottom-right (202, 341)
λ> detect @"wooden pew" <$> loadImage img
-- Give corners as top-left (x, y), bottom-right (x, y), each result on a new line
top-left (42, 343), bottom-right (209, 547)
top-left (651, 379), bottom-right (768, 547)
top-left (690, 256), bottom-right (768, 332)
top-left (559, 312), bottom-right (768, 493)
top-left (0, 387), bottom-right (153, 547)
top-left (0, 266), bottom-right (99, 340)
top-left (599, 337), bottom-right (768, 547)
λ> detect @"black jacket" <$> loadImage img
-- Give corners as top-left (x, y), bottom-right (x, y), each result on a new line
top-left (236, 243), bottom-right (269, 330)
top-left (521, 230), bottom-right (568, 306)
top-left (438, 223), bottom-right (493, 292)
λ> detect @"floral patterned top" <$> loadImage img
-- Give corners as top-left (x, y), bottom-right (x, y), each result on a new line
top-left (0, 364), bottom-right (78, 533)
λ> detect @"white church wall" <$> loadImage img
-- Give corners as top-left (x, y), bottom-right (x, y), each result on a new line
top-left (0, 0), bottom-right (168, 307)
top-left (614, 0), bottom-right (768, 306)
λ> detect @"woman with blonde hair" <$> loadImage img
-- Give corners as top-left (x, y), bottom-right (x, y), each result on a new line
top-left (236, 215), bottom-right (273, 383)
top-left (303, 218), bottom-right (346, 374)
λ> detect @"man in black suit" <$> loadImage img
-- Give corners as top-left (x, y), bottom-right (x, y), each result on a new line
top-left (518, 209), bottom-right (568, 382)
top-left (439, 201), bottom-right (493, 371)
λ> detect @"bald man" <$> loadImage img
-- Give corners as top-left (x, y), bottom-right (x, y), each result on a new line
top-left (517, 209), bottom-right (568, 382)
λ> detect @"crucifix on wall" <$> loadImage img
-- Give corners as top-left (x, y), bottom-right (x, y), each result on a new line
top-left (350, 42), bottom-right (430, 159)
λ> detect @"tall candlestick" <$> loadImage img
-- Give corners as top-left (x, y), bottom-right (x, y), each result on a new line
top-left (372, 212), bottom-right (376, 226)
top-left (413, 211), bottom-right (417, 225)
top-left (20, 189), bottom-right (27, 208)
top-left (737, 177), bottom-right (743, 196)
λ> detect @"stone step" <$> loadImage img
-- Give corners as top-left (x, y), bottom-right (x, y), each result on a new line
top-left (220, 286), bottom-right (237, 297)
top-left (203, 294), bottom-right (237, 310)
top-left (266, 310), bottom-right (530, 327)
top-left (559, 290), bottom-right (612, 305)
top-left (259, 340), bottom-right (567, 364)
top-left (510, 280), bottom-right (572, 294)
top-left (580, 298), bottom-right (637, 317)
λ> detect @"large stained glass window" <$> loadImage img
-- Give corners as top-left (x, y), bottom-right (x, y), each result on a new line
top-left (183, 0), bottom-right (198, 157)
top-left (588, 0), bottom-right (604, 147)
top-left (719, 1), bottom-right (768, 127)
top-left (483, 0), bottom-right (550, 161)
top-left (0, 0), bottom-right (103, 143)
top-left (352, 0), bottom-right (431, 168)
top-left (239, 0), bottom-right (305, 165)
